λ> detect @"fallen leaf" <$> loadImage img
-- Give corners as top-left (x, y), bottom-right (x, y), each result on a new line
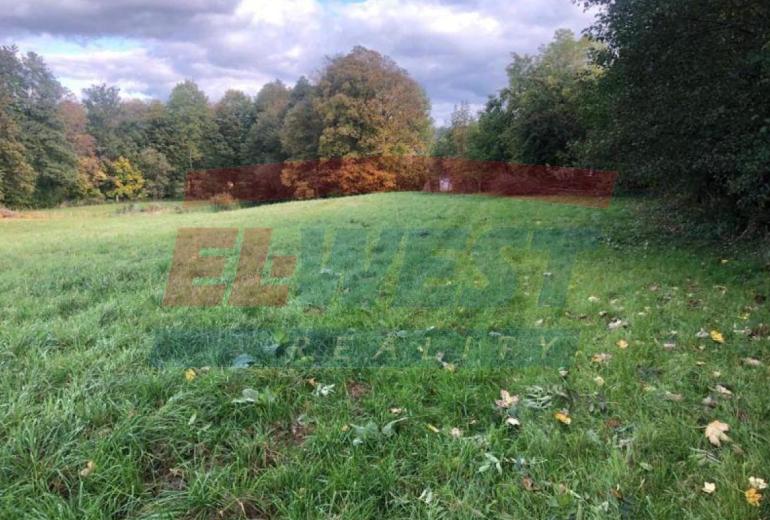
top-left (743, 357), bottom-right (762, 367)
top-left (608, 318), bottom-right (625, 330)
top-left (184, 368), bottom-right (196, 382)
top-left (389, 407), bottom-right (404, 415)
top-left (505, 417), bottom-right (521, 428)
top-left (702, 395), bottom-right (717, 408)
top-left (495, 390), bottom-right (519, 409)
top-left (749, 477), bottom-right (767, 490)
top-left (588, 295), bottom-right (600, 303)
top-left (616, 339), bottom-right (629, 349)
top-left (554, 410), bottom-right (571, 425)
top-left (521, 476), bottom-right (537, 491)
top-left (714, 384), bottom-right (733, 398)
top-left (312, 383), bottom-right (335, 397)
top-left (450, 427), bottom-right (462, 438)
top-left (710, 330), bottom-right (725, 344)
top-left (232, 388), bottom-right (276, 405)
top-left (594, 375), bottom-right (605, 386)
top-left (426, 424), bottom-right (440, 433)
top-left (664, 391), bottom-right (683, 402)
top-left (79, 460), bottom-right (96, 477)
top-left (592, 352), bottom-right (612, 364)
top-left (702, 482), bottom-right (716, 494)
top-left (381, 418), bottom-right (407, 437)
top-left (705, 420), bottom-right (730, 446)
top-left (696, 328), bottom-right (710, 339)
top-left (478, 452), bottom-right (502, 474)
top-left (745, 488), bottom-right (762, 507)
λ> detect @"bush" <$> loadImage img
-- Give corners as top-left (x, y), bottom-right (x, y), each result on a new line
top-left (209, 192), bottom-right (239, 211)
top-left (0, 206), bottom-right (20, 219)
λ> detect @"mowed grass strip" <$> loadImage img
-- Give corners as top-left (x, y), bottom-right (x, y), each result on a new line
top-left (0, 193), bottom-right (768, 519)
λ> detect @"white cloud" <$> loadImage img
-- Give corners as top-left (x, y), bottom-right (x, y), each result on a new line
top-left (1, 0), bottom-right (598, 122)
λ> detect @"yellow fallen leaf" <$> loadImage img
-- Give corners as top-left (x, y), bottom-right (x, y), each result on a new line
top-left (184, 368), bottom-right (197, 382)
top-left (702, 482), bottom-right (716, 494)
top-left (745, 488), bottom-right (762, 507)
top-left (705, 420), bottom-right (730, 446)
top-left (616, 339), bottom-right (629, 349)
top-left (79, 460), bottom-right (96, 477)
top-left (554, 411), bottom-right (571, 425)
top-left (709, 330), bottom-right (724, 344)
top-left (426, 424), bottom-right (440, 433)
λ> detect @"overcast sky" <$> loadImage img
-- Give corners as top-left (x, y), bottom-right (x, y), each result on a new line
top-left (0, 0), bottom-right (596, 124)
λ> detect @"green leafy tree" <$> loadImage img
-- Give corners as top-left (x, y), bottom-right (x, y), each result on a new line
top-left (498, 29), bottom-right (603, 165)
top-left (281, 76), bottom-right (322, 160)
top-left (213, 89), bottom-right (254, 167)
top-left (165, 80), bottom-right (222, 194)
top-left (432, 102), bottom-right (477, 158)
top-left (581, 0), bottom-right (770, 226)
top-left (468, 96), bottom-right (512, 162)
top-left (0, 93), bottom-right (35, 206)
top-left (315, 46), bottom-right (432, 158)
top-left (75, 156), bottom-right (107, 199)
top-left (82, 84), bottom-right (123, 159)
top-left (106, 156), bottom-right (144, 201)
top-left (242, 80), bottom-right (290, 164)
top-left (14, 51), bottom-right (78, 205)
top-left (135, 147), bottom-right (172, 199)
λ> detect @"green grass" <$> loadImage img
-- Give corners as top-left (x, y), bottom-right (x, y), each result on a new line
top-left (0, 193), bottom-right (769, 519)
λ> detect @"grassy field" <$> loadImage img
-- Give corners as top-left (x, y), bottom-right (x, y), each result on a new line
top-left (1, 193), bottom-right (769, 519)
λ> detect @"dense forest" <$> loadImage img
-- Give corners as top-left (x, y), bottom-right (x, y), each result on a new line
top-left (0, 0), bottom-right (768, 228)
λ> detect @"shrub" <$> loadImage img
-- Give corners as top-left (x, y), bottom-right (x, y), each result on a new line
top-left (209, 192), bottom-right (239, 211)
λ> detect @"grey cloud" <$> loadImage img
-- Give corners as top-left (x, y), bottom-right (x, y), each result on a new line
top-left (1, 0), bottom-right (597, 122)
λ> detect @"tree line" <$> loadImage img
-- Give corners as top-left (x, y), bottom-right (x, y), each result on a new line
top-left (436, 1), bottom-right (770, 228)
top-left (0, 45), bottom-right (431, 206)
top-left (1, 0), bottom-right (768, 227)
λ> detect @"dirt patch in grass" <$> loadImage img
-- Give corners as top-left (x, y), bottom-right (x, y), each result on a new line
top-left (346, 380), bottom-right (370, 401)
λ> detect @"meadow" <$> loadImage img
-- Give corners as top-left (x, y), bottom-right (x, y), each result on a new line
top-left (0, 193), bottom-right (768, 519)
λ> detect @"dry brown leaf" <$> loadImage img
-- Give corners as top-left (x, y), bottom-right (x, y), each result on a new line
top-left (705, 420), bottom-right (730, 446)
